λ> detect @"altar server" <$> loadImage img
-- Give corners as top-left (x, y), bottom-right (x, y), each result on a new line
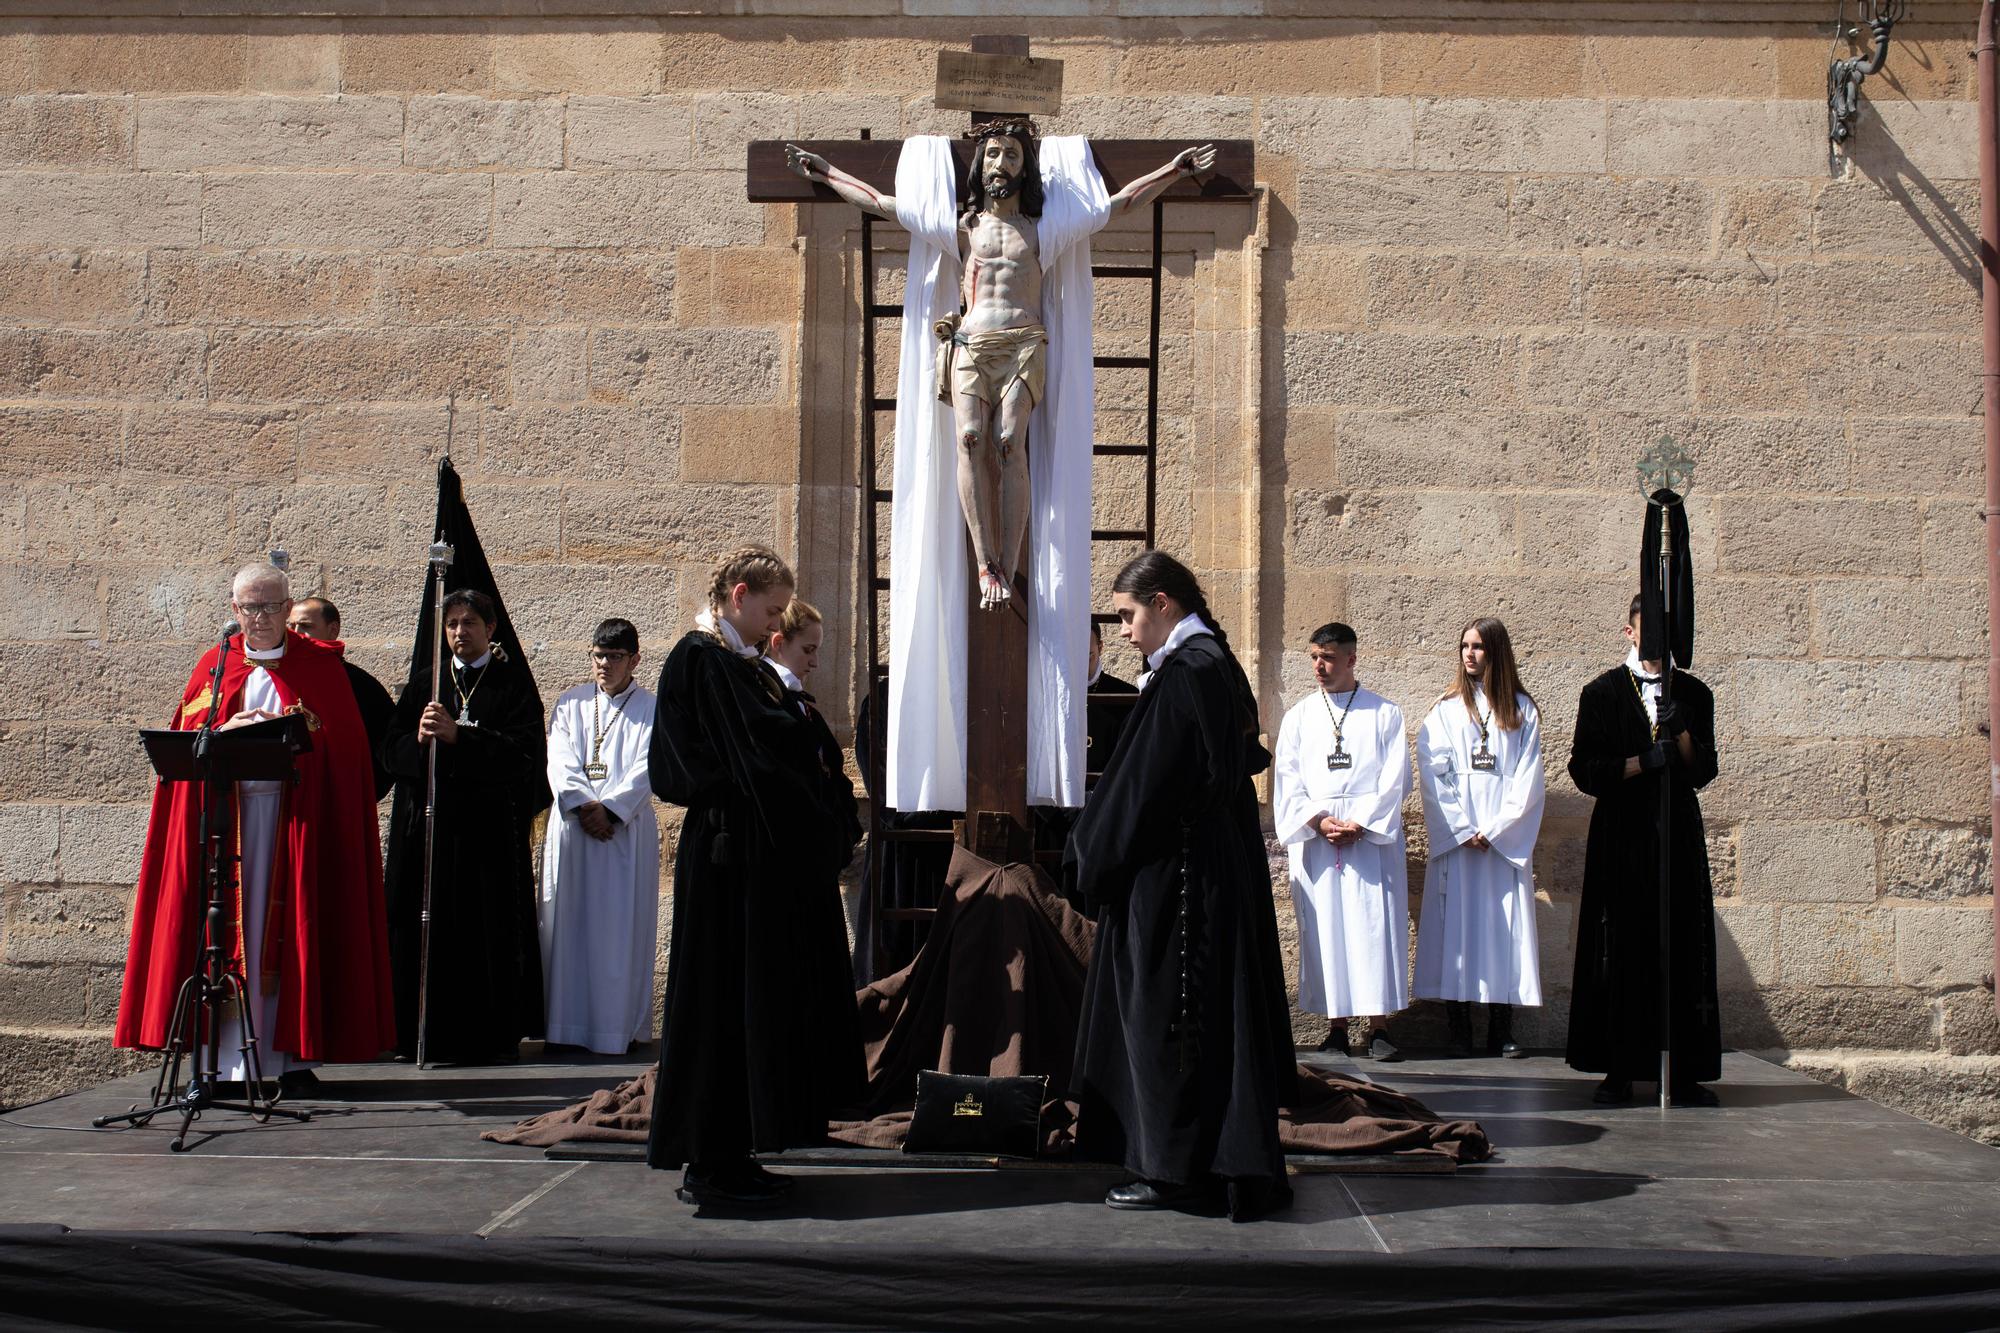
top-left (765, 598), bottom-right (863, 863)
top-left (1068, 550), bottom-right (1296, 1220)
top-left (647, 548), bottom-right (864, 1206)
top-left (1272, 622), bottom-right (1411, 1061)
top-left (1413, 617), bottom-right (1546, 1057)
top-left (538, 618), bottom-right (660, 1055)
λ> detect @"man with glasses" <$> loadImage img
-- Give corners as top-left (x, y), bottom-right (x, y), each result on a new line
top-left (287, 595), bottom-right (396, 801)
top-left (535, 619), bottom-right (660, 1055)
top-left (115, 563), bottom-right (397, 1096)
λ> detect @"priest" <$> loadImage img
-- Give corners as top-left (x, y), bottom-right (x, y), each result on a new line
top-left (1068, 551), bottom-right (1296, 1221)
top-left (1565, 594), bottom-right (1723, 1107)
top-left (1271, 622), bottom-right (1411, 1061)
top-left (382, 588), bottom-right (551, 1063)
top-left (1413, 617), bottom-right (1547, 1057)
top-left (116, 562), bottom-right (396, 1092)
top-left (538, 618), bottom-right (659, 1056)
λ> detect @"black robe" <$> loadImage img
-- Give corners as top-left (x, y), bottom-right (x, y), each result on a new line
top-left (382, 659), bottom-right (551, 1062)
top-left (1085, 669), bottom-right (1138, 785)
top-left (1565, 664), bottom-right (1723, 1084)
top-left (1067, 633), bottom-right (1297, 1215)
top-left (646, 631), bottom-right (864, 1170)
top-left (343, 657), bottom-right (396, 802)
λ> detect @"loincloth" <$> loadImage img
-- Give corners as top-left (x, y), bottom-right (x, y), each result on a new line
top-left (935, 322), bottom-right (1048, 409)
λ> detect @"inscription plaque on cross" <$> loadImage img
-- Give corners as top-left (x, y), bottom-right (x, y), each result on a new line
top-left (748, 36), bottom-right (1254, 863)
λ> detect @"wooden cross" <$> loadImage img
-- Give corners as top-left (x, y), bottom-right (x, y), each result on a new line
top-left (747, 36), bottom-right (1254, 862)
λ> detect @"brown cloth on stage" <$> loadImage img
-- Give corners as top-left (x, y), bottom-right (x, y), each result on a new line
top-left (486, 848), bottom-right (1489, 1164)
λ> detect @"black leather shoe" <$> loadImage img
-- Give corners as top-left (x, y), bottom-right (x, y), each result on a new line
top-left (1317, 1023), bottom-right (1349, 1055)
top-left (677, 1161), bottom-right (782, 1207)
top-left (1591, 1076), bottom-right (1633, 1105)
top-left (277, 1069), bottom-right (321, 1099)
top-left (1366, 1030), bottom-right (1402, 1063)
top-left (1670, 1082), bottom-right (1721, 1108)
top-left (1105, 1179), bottom-right (1207, 1211)
top-left (747, 1161), bottom-right (796, 1194)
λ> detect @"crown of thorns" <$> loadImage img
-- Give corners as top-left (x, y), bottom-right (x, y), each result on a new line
top-left (964, 117), bottom-right (1037, 143)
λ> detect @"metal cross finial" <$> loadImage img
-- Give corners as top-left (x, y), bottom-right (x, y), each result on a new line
top-left (1637, 435), bottom-right (1696, 499)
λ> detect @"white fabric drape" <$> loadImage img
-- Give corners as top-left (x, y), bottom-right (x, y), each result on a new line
top-left (885, 135), bottom-right (1108, 812)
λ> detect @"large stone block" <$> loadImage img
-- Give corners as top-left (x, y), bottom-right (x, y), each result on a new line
top-left (1941, 989), bottom-right (2000, 1057)
top-left (510, 328), bottom-right (587, 403)
top-left (1838, 1054), bottom-right (2000, 1144)
top-left (1414, 96), bottom-right (1606, 174)
top-left (1522, 334), bottom-right (1692, 410)
top-left (566, 96), bottom-right (694, 170)
top-left (1814, 577), bottom-right (1984, 659)
top-left (1259, 97), bottom-right (1413, 170)
top-left (1897, 906), bottom-right (1995, 988)
top-left (1365, 255), bottom-right (1580, 330)
top-left (2, 883), bottom-right (130, 966)
top-left (1297, 172), bottom-right (1508, 249)
top-left (1777, 257), bottom-right (1974, 336)
top-left (1380, 26), bottom-right (1588, 97)
top-left (1039, 95), bottom-right (1256, 143)
top-left (1697, 333), bottom-right (1979, 416)
top-left (1337, 408), bottom-right (1599, 490)
top-left (1717, 181), bottom-right (1815, 256)
top-left (135, 95), bottom-right (402, 170)
top-left (1269, 249), bottom-right (1365, 333)
top-left (558, 482), bottom-right (779, 563)
top-left (1119, 26), bottom-right (1374, 96)
top-left (147, 251), bottom-right (377, 328)
top-left (29, 21), bottom-right (246, 94)
top-left (299, 404), bottom-right (455, 480)
top-left (0, 328), bottom-right (203, 402)
top-left (1715, 902), bottom-right (1778, 990)
top-left (203, 173), bottom-right (492, 250)
top-left (1515, 492), bottom-right (1716, 577)
top-left (1881, 826), bottom-right (1991, 902)
top-left (492, 561), bottom-right (681, 649)
top-left (1852, 101), bottom-right (1980, 183)
top-left (1607, 99), bottom-right (1821, 177)
top-left (681, 404), bottom-right (799, 484)
top-left (1585, 30), bottom-right (1779, 98)
top-left (493, 20), bottom-right (663, 96)
top-left (407, 95), bottom-right (564, 169)
top-left (675, 246), bottom-right (800, 327)
top-left (1737, 820), bottom-right (1878, 903)
top-left (1583, 258), bottom-right (1778, 331)
top-left (1718, 496), bottom-right (1922, 577)
top-left (588, 327), bottom-right (782, 406)
top-left (0, 960), bottom-right (89, 1030)
top-left (0, 405), bottom-right (120, 479)
top-left (56, 805), bottom-right (145, 886)
top-left (691, 90), bottom-right (795, 162)
top-left (0, 1030), bottom-right (149, 1111)
top-left (1285, 331), bottom-right (1515, 410)
top-left (377, 253), bottom-right (676, 327)
top-left (1510, 177), bottom-right (1712, 254)
top-left (1776, 26), bottom-right (1971, 101)
top-left (1733, 659), bottom-right (1963, 738)
top-left (340, 20), bottom-right (492, 94)
top-left (244, 21), bottom-right (339, 96)
top-left (125, 407), bottom-right (298, 481)
top-left (209, 329), bottom-right (511, 405)
top-left (662, 21), bottom-right (849, 92)
top-left (1922, 498), bottom-right (1984, 578)
top-left (0, 562), bottom-right (96, 641)
top-left (475, 403), bottom-right (678, 480)
top-left (0, 251), bottom-right (144, 327)
top-left (1591, 410), bottom-right (1847, 495)
top-left (248, 481), bottom-right (425, 566)
top-left (1850, 417), bottom-right (1982, 496)
top-left (1775, 903), bottom-right (1898, 985)
top-left (0, 804), bottom-right (58, 882)
top-left (0, 172), bottom-right (197, 247)
top-left (0, 95), bottom-right (129, 168)
top-left (1814, 177), bottom-right (1977, 256)
top-left (1865, 739), bottom-right (1989, 824)
top-left (1731, 985), bottom-right (1935, 1051)
top-left (42, 723), bottom-right (154, 803)
top-left (493, 171), bottom-right (761, 250)
top-left (1288, 488), bottom-right (1515, 571)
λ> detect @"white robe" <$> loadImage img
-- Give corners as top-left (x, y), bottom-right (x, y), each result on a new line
top-left (886, 134), bottom-right (1109, 811)
top-left (537, 681), bottom-right (660, 1054)
top-left (216, 649), bottom-right (311, 1081)
top-left (1413, 689), bottom-right (1547, 1005)
top-left (1272, 687), bottom-right (1411, 1018)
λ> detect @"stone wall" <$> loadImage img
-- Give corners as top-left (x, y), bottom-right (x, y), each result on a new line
top-left (0, 4), bottom-right (1992, 1140)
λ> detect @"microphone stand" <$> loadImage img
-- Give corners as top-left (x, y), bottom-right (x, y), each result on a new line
top-left (416, 541), bottom-right (454, 1070)
top-left (96, 622), bottom-right (310, 1149)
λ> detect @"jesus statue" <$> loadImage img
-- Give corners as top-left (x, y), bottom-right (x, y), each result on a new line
top-left (788, 123), bottom-right (1212, 612)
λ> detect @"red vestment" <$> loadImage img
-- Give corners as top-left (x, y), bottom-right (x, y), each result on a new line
top-left (114, 630), bottom-right (397, 1063)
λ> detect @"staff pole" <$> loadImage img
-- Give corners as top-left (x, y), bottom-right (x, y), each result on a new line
top-left (416, 540), bottom-right (454, 1070)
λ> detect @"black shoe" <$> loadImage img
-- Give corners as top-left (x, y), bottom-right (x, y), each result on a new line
top-left (1591, 1076), bottom-right (1634, 1105)
top-left (1487, 1003), bottom-right (1524, 1058)
top-left (677, 1161), bottom-right (782, 1207)
top-left (277, 1069), bottom-right (321, 1099)
top-left (747, 1161), bottom-right (796, 1194)
top-left (1105, 1179), bottom-right (1208, 1211)
top-left (1445, 1001), bottom-right (1476, 1057)
top-left (1670, 1082), bottom-right (1721, 1108)
top-left (1366, 1030), bottom-right (1402, 1063)
top-left (1317, 1022), bottom-right (1349, 1055)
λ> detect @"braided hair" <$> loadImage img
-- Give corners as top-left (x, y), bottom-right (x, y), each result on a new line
top-left (707, 545), bottom-right (794, 616)
top-left (1111, 549), bottom-right (1228, 648)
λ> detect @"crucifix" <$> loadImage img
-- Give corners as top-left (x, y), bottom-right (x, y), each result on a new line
top-left (748, 36), bottom-right (1254, 862)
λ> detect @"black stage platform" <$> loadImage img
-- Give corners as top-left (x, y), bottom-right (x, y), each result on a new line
top-left (4, 1050), bottom-right (1999, 1329)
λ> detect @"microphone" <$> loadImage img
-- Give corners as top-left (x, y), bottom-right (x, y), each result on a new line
top-left (219, 619), bottom-right (241, 642)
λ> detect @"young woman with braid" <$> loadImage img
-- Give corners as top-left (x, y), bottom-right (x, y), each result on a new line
top-left (1066, 550), bottom-right (1297, 1220)
top-left (645, 547), bottom-right (863, 1206)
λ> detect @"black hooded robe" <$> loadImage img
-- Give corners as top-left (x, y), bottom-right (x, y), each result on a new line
top-left (1067, 633), bottom-right (1297, 1217)
top-left (1565, 665), bottom-right (1724, 1085)
top-left (382, 657), bottom-right (552, 1063)
top-left (646, 630), bottom-right (864, 1171)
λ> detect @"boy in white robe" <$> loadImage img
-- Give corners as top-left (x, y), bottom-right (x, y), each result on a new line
top-left (538, 618), bottom-right (660, 1055)
top-left (1414, 617), bottom-right (1547, 1057)
top-left (1271, 623), bottom-right (1411, 1061)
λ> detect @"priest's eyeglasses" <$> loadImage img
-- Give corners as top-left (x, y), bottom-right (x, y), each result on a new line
top-left (235, 601), bottom-right (288, 618)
